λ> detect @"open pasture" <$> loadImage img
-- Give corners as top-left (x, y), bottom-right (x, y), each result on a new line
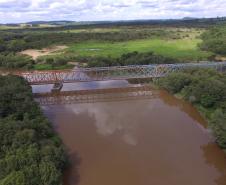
top-left (66, 37), bottom-right (211, 61)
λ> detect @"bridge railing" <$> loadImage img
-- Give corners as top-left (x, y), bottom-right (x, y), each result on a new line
top-left (19, 62), bottom-right (226, 85)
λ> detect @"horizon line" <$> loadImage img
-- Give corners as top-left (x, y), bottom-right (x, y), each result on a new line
top-left (1, 16), bottom-right (226, 25)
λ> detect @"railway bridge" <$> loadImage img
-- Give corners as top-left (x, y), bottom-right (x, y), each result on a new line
top-left (16, 62), bottom-right (226, 105)
top-left (19, 62), bottom-right (226, 85)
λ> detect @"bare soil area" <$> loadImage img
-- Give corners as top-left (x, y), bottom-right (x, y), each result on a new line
top-left (215, 55), bottom-right (226, 61)
top-left (20, 45), bottom-right (68, 60)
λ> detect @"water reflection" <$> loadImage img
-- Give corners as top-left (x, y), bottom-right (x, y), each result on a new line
top-left (45, 101), bottom-right (156, 146)
top-left (42, 85), bottom-right (226, 185)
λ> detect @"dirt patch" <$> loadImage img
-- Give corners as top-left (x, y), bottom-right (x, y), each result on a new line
top-left (68, 62), bottom-right (88, 68)
top-left (215, 55), bottom-right (226, 61)
top-left (20, 45), bottom-right (68, 60)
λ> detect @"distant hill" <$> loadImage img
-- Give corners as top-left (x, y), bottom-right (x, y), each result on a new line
top-left (26, 20), bottom-right (75, 25)
top-left (14, 17), bottom-right (225, 26)
top-left (1, 17), bottom-right (226, 30)
top-left (182, 17), bottom-right (198, 20)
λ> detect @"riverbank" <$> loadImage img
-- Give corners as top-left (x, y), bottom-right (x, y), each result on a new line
top-left (0, 75), bottom-right (67, 184)
top-left (154, 68), bottom-right (226, 151)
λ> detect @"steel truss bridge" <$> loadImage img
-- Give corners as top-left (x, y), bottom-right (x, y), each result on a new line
top-left (24, 62), bottom-right (226, 105)
top-left (19, 62), bottom-right (226, 85)
top-left (34, 85), bottom-right (156, 105)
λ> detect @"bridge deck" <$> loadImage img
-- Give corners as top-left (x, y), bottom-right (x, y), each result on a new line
top-left (18, 62), bottom-right (226, 85)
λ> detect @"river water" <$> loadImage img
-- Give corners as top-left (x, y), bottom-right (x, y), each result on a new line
top-left (33, 80), bottom-right (226, 185)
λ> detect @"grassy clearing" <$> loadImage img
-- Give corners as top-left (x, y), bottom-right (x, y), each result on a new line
top-left (67, 38), bottom-right (212, 61)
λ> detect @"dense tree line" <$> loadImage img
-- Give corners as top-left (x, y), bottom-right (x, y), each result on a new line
top-left (86, 51), bottom-right (178, 67)
top-left (0, 32), bottom-right (34, 69)
top-left (0, 54), bottom-right (34, 69)
top-left (200, 25), bottom-right (226, 55)
top-left (156, 69), bottom-right (226, 149)
top-left (37, 51), bottom-right (180, 68)
top-left (0, 76), bottom-right (67, 185)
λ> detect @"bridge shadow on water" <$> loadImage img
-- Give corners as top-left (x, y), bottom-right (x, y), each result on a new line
top-left (34, 85), bottom-right (157, 105)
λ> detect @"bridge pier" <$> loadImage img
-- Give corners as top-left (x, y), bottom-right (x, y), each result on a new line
top-left (51, 82), bottom-right (63, 92)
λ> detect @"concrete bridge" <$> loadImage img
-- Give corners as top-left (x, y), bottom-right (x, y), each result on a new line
top-left (19, 62), bottom-right (226, 85)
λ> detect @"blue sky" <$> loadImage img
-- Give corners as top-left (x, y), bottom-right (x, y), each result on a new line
top-left (0, 0), bottom-right (225, 23)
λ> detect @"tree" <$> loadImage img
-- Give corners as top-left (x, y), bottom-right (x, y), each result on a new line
top-left (0, 171), bottom-right (26, 185)
top-left (39, 162), bottom-right (61, 185)
top-left (157, 72), bottom-right (192, 94)
top-left (184, 78), bottom-right (225, 108)
top-left (210, 109), bottom-right (226, 148)
top-left (0, 76), bottom-right (67, 185)
top-left (7, 40), bottom-right (26, 52)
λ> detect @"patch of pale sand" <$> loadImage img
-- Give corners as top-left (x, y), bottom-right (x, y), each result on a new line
top-left (68, 62), bottom-right (88, 68)
top-left (19, 45), bottom-right (68, 60)
top-left (215, 55), bottom-right (226, 61)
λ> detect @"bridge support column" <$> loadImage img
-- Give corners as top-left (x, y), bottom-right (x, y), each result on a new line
top-left (51, 82), bottom-right (63, 92)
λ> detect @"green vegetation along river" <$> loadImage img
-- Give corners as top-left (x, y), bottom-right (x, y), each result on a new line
top-left (33, 80), bottom-right (226, 185)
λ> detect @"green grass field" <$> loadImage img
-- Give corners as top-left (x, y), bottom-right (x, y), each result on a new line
top-left (66, 38), bottom-right (212, 61)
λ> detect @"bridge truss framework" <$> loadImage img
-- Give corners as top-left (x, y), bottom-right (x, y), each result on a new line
top-left (19, 62), bottom-right (226, 85)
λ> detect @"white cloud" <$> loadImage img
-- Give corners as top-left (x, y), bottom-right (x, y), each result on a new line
top-left (0, 0), bottom-right (225, 23)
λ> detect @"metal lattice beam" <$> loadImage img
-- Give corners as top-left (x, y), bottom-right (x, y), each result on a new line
top-left (17, 62), bottom-right (226, 85)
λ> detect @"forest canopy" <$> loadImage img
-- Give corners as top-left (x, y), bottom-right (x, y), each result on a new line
top-left (200, 25), bottom-right (226, 55)
top-left (0, 75), bottom-right (67, 185)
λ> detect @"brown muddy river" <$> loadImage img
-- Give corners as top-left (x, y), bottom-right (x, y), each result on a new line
top-left (34, 80), bottom-right (226, 185)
